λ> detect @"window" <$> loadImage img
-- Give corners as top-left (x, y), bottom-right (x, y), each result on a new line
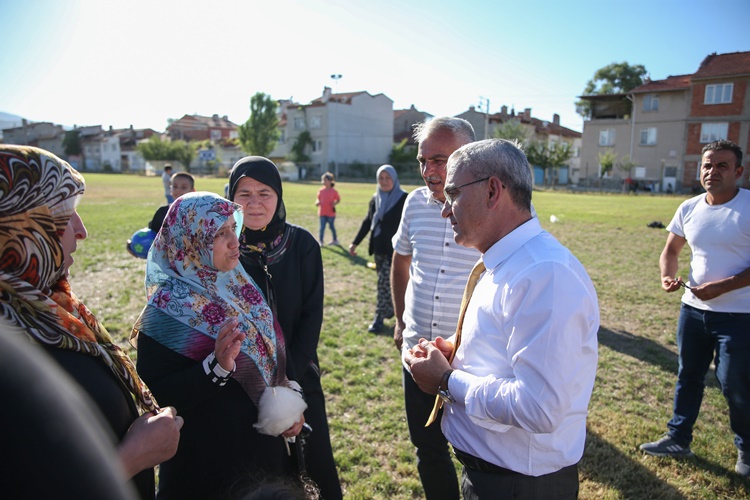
top-left (599, 129), bottom-right (615, 146)
top-left (640, 127), bottom-right (657, 146)
top-left (572, 146), bottom-right (580, 158)
top-left (210, 129), bottom-right (221, 141)
top-left (704, 83), bottom-right (733, 104)
top-left (310, 115), bottom-right (321, 129)
top-left (294, 117), bottom-right (305, 130)
top-left (700, 122), bottom-right (728, 143)
top-left (643, 94), bottom-right (659, 111)
top-left (312, 140), bottom-right (323, 153)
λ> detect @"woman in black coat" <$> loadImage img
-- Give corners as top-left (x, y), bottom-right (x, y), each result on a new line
top-left (229, 156), bottom-right (342, 500)
top-left (348, 165), bottom-right (408, 333)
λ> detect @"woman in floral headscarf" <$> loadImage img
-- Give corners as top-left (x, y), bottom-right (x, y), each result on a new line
top-left (131, 191), bottom-right (306, 500)
top-left (0, 145), bottom-right (182, 500)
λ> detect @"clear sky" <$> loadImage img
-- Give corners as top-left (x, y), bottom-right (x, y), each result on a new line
top-left (1, 0), bottom-right (748, 133)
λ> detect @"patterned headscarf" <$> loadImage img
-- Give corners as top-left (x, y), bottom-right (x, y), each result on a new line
top-left (372, 164), bottom-right (406, 237)
top-left (132, 192), bottom-right (287, 404)
top-left (0, 145), bottom-right (157, 413)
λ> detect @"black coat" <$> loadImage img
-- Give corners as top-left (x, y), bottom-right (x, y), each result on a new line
top-left (352, 191), bottom-right (408, 256)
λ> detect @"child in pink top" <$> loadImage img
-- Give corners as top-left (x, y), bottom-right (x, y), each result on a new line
top-left (315, 172), bottom-right (340, 245)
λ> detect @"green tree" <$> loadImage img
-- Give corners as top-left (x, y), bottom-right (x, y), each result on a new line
top-left (170, 140), bottom-right (196, 173)
top-left (289, 130), bottom-right (313, 164)
top-left (493, 120), bottom-right (528, 143)
top-left (525, 141), bottom-right (572, 186)
top-left (597, 150), bottom-right (617, 178)
top-left (137, 136), bottom-right (173, 161)
top-left (62, 130), bottom-right (82, 156)
top-left (137, 136), bottom-right (196, 172)
top-left (388, 138), bottom-right (416, 176)
top-left (238, 92), bottom-right (279, 156)
top-left (576, 62), bottom-right (648, 119)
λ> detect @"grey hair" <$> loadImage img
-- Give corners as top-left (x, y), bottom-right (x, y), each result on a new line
top-left (448, 139), bottom-right (533, 211)
top-left (412, 116), bottom-right (476, 145)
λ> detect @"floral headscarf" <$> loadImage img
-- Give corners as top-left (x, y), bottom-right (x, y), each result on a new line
top-left (132, 192), bottom-right (286, 404)
top-left (0, 145), bottom-right (157, 413)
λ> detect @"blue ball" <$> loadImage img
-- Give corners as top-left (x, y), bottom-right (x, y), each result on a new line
top-left (128, 228), bottom-right (156, 259)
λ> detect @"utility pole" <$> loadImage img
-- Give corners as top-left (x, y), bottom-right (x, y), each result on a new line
top-left (330, 74), bottom-right (342, 178)
top-left (479, 96), bottom-right (490, 139)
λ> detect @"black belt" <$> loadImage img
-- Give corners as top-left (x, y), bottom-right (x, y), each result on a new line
top-left (453, 448), bottom-right (517, 476)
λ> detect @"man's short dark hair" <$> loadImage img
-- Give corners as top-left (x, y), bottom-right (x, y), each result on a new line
top-left (172, 172), bottom-right (195, 189)
top-left (702, 140), bottom-right (743, 166)
top-left (164, 164), bottom-right (173, 171)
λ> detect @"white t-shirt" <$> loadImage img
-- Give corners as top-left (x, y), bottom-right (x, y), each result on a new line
top-left (666, 188), bottom-right (750, 313)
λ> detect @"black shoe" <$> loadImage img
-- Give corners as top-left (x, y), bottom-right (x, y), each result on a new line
top-left (368, 314), bottom-right (384, 333)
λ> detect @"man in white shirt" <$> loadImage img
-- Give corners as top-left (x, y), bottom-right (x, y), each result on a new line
top-left (391, 117), bottom-right (479, 500)
top-left (640, 140), bottom-right (750, 478)
top-left (405, 139), bottom-right (599, 499)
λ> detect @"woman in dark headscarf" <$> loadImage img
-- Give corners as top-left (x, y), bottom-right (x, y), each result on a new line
top-left (131, 192), bottom-right (307, 500)
top-left (0, 145), bottom-right (182, 500)
top-left (349, 165), bottom-right (408, 333)
top-left (229, 156), bottom-right (342, 500)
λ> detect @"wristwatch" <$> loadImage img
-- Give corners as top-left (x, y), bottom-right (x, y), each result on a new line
top-left (438, 369), bottom-right (455, 404)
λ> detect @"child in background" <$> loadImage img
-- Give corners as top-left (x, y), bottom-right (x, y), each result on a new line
top-left (149, 172), bottom-right (196, 232)
top-left (315, 172), bottom-right (340, 246)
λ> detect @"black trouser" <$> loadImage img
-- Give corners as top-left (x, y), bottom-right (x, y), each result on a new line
top-left (455, 448), bottom-right (579, 500)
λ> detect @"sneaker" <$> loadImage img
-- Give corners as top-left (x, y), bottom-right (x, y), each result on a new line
top-left (737, 450), bottom-right (749, 477)
top-left (329, 240), bottom-right (340, 246)
top-left (639, 435), bottom-right (694, 457)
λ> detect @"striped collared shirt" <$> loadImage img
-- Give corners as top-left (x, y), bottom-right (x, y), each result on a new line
top-left (392, 186), bottom-right (481, 355)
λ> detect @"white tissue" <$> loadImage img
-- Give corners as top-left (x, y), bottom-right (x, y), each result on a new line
top-left (253, 383), bottom-right (307, 437)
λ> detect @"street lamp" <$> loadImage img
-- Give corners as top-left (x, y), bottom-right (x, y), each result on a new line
top-left (479, 96), bottom-right (490, 139)
top-left (330, 74), bottom-right (342, 177)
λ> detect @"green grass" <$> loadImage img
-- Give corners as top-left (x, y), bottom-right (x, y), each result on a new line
top-left (72, 173), bottom-right (749, 499)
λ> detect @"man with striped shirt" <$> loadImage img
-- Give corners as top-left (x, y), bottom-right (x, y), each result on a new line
top-left (391, 117), bottom-right (478, 500)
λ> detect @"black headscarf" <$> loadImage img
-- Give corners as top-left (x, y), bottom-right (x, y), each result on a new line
top-left (228, 156), bottom-right (287, 252)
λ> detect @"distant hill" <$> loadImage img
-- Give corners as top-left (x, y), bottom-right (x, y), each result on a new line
top-left (0, 111), bottom-right (25, 132)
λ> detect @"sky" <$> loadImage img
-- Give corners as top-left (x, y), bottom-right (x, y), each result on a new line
top-left (1, 0), bottom-right (748, 134)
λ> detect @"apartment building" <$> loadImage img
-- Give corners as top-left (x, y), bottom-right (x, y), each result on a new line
top-left (271, 87), bottom-right (393, 177)
top-left (579, 51), bottom-right (750, 192)
top-left (456, 105), bottom-right (582, 184)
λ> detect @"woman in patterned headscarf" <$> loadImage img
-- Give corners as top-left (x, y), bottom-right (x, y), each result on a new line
top-left (131, 191), bottom-right (307, 500)
top-left (0, 145), bottom-right (182, 500)
top-left (348, 164), bottom-right (408, 333)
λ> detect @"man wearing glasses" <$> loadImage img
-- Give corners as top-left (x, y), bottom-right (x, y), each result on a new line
top-left (405, 139), bottom-right (599, 499)
top-left (640, 140), bottom-right (750, 478)
top-left (391, 117), bottom-right (479, 500)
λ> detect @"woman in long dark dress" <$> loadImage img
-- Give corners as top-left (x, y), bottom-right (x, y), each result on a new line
top-left (348, 164), bottom-right (408, 333)
top-left (229, 156), bottom-right (342, 500)
top-left (131, 192), bottom-right (306, 500)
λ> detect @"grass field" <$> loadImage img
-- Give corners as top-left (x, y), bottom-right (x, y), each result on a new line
top-left (72, 173), bottom-right (749, 499)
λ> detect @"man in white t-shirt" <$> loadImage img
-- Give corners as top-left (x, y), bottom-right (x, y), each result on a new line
top-left (640, 140), bottom-right (750, 478)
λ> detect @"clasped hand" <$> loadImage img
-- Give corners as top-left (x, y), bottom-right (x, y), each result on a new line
top-left (403, 336), bottom-right (454, 395)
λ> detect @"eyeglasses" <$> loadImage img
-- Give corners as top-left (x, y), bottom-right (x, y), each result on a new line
top-left (444, 177), bottom-right (490, 205)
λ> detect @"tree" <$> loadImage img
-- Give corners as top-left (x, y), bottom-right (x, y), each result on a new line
top-left (576, 62), bottom-right (648, 119)
top-left (238, 92), bottom-right (279, 156)
top-left (170, 140), bottom-right (196, 173)
top-left (493, 120), bottom-right (528, 144)
top-left (137, 136), bottom-right (196, 172)
top-left (388, 138), bottom-right (416, 176)
top-left (597, 150), bottom-right (617, 178)
top-left (289, 130), bottom-right (313, 164)
top-left (62, 130), bottom-right (82, 157)
top-left (616, 155), bottom-right (636, 177)
top-left (525, 141), bottom-right (572, 186)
